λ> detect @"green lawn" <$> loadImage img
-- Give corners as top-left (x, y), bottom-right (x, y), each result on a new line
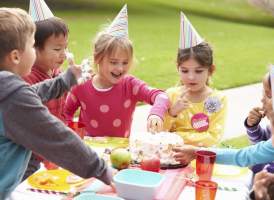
top-left (2, 0), bottom-right (274, 90)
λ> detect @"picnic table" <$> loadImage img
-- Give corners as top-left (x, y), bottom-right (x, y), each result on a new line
top-left (8, 137), bottom-right (253, 200)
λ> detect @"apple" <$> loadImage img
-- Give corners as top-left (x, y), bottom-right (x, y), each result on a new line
top-left (140, 157), bottom-right (161, 172)
top-left (110, 148), bottom-right (131, 170)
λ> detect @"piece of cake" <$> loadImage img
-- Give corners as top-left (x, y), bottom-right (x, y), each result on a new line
top-left (130, 132), bottom-right (184, 165)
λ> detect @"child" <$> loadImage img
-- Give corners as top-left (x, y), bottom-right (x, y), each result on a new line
top-left (164, 12), bottom-right (227, 147)
top-left (250, 171), bottom-right (274, 200)
top-left (64, 5), bottom-right (169, 137)
top-left (22, 0), bottom-right (71, 179)
top-left (172, 72), bottom-right (274, 168)
top-left (244, 73), bottom-right (274, 174)
top-left (0, 8), bottom-right (112, 199)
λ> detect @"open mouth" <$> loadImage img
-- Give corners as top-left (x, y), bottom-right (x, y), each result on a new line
top-left (111, 72), bottom-right (123, 79)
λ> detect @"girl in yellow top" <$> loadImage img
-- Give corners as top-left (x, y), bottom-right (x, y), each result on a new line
top-left (164, 42), bottom-right (227, 147)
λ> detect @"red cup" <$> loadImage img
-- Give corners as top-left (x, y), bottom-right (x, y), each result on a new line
top-left (68, 121), bottom-right (86, 139)
top-left (196, 150), bottom-right (216, 181)
top-left (140, 157), bottom-right (161, 172)
top-left (195, 180), bottom-right (218, 200)
top-left (44, 160), bottom-right (58, 170)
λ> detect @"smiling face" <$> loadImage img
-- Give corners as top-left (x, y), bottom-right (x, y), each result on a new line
top-left (178, 57), bottom-right (211, 92)
top-left (35, 34), bottom-right (68, 73)
top-left (95, 46), bottom-right (131, 88)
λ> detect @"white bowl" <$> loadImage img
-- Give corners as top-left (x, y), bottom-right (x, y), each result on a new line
top-left (113, 169), bottom-right (164, 200)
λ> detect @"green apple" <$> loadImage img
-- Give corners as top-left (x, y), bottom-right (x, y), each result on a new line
top-left (110, 148), bottom-right (131, 170)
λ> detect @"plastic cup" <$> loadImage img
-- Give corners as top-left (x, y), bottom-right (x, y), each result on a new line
top-left (43, 160), bottom-right (58, 170)
top-left (195, 180), bottom-right (218, 200)
top-left (68, 121), bottom-right (86, 139)
top-left (196, 150), bottom-right (216, 181)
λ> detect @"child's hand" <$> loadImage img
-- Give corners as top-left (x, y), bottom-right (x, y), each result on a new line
top-left (147, 115), bottom-right (163, 133)
top-left (69, 64), bottom-right (83, 82)
top-left (253, 171), bottom-right (274, 200)
top-left (169, 88), bottom-right (190, 117)
top-left (172, 145), bottom-right (197, 165)
top-left (247, 107), bottom-right (264, 127)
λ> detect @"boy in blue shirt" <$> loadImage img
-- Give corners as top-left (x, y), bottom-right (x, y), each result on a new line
top-left (0, 8), bottom-right (112, 199)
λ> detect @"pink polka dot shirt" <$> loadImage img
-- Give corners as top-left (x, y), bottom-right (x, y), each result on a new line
top-left (64, 75), bottom-right (169, 137)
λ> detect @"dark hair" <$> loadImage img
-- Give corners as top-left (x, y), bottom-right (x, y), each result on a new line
top-left (0, 8), bottom-right (35, 64)
top-left (35, 17), bottom-right (68, 49)
top-left (177, 42), bottom-right (213, 70)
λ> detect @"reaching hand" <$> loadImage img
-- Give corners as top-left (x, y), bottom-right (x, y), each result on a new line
top-left (172, 145), bottom-right (197, 166)
top-left (169, 88), bottom-right (190, 117)
top-left (147, 115), bottom-right (163, 133)
top-left (246, 107), bottom-right (264, 127)
top-left (253, 171), bottom-right (274, 200)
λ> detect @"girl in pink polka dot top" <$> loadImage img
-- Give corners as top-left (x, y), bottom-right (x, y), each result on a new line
top-left (64, 6), bottom-right (169, 138)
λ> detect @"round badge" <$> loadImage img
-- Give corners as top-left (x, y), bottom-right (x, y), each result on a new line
top-left (191, 113), bottom-right (209, 132)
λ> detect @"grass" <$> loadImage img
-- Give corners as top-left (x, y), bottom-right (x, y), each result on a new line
top-left (2, 0), bottom-right (274, 90)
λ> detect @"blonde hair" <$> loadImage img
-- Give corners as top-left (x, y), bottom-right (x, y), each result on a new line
top-left (0, 8), bottom-right (35, 64)
top-left (92, 30), bottom-right (133, 73)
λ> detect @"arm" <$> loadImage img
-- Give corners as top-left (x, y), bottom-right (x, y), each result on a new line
top-left (245, 118), bottom-right (271, 143)
top-left (3, 88), bottom-right (111, 184)
top-left (128, 77), bottom-right (169, 132)
top-left (149, 93), bottom-right (170, 120)
top-left (147, 93), bottom-right (170, 133)
top-left (64, 88), bottom-right (81, 122)
top-left (210, 139), bottom-right (274, 167)
top-left (31, 68), bottom-right (77, 103)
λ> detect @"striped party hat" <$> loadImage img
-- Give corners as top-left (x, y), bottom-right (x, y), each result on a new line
top-left (107, 4), bottom-right (128, 38)
top-left (179, 12), bottom-right (203, 49)
top-left (29, 0), bottom-right (54, 22)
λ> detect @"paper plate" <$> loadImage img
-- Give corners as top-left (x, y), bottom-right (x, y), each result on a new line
top-left (191, 161), bottom-right (249, 178)
top-left (27, 169), bottom-right (86, 192)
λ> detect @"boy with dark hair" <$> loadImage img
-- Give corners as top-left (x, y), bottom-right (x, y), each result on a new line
top-left (23, 1), bottom-right (73, 178)
top-left (0, 7), bottom-right (112, 199)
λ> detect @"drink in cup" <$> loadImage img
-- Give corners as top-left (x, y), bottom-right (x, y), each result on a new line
top-left (196, 150), bottom-right (216, 181)
top-left (195, 180), bottom-right (218, 200)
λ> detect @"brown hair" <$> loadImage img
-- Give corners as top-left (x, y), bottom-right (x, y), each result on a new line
top-left (35, 17), bottom-right (68, 49)
top-left (0, 7), bottom-right (35, 64)
top-left (177, 42), bottom-right (214, 73)
top-left (92, 31), bottom-right (133, 73)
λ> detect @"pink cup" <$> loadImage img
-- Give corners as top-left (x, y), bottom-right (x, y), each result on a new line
top-left (196, 150), bottom-right (216, 181)
top-left (195, 180), bottom-right (218, 200)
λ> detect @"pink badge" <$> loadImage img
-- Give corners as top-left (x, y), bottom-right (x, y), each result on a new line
top-left (191, 113), bottom-right (209, 132)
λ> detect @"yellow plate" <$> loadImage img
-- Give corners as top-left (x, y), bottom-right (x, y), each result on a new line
top-left (191, 161), bottom-right (249, 178)
top-left (27, 169), bottom-right (86, 192)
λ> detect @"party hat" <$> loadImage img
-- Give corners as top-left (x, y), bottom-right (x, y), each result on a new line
top-left (107, 4), bottom-right (128, 38)
top-left (179, 12), bottom-right (203, 49)
top-left (29, 0), bottom-right (54, 22)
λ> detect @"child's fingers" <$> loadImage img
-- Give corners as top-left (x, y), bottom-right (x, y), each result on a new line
top-left (172, 147), bottom-right (183, 152)
top-left (180, 88), bottom-right (190, 99)
top-left (65, 50), bottom-right (75, 66)
top-left (250, 110), bottom-right (264, 118)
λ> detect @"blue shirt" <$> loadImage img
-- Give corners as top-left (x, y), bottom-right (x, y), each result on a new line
top-left (210, 139), bottom-right (274, 167)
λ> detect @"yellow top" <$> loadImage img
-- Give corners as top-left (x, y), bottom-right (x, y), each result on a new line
top-left (164, 86), bottom-right (227, 147)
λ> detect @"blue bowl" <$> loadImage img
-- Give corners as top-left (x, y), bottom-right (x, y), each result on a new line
top-left (113, 169), bottom-right (163, 200)
top-left (74, 193), bottom-right (124, 200)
